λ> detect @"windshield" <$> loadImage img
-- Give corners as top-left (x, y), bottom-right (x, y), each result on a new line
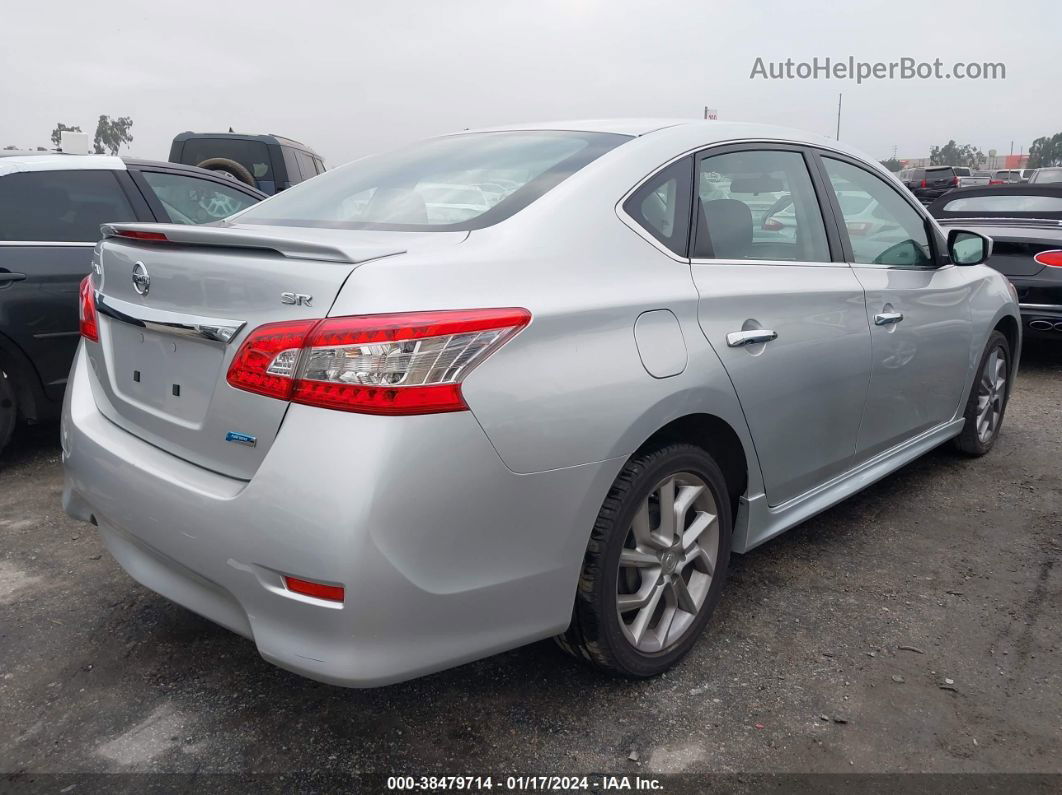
top-left (235, 131), bottom-right (630, 231)
top-left (941, 194), bottom-right (1062, 214)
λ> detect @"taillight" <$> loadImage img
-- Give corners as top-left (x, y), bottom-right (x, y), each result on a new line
top-left (846, 221), bottom-right (872, 237)
top-left (761, 218), bottom-right (784, 231)
top-left (1034, 250), bottom-right (1062, 268)
top-left (920, 179), bottom-right (927, 188)
top-left (951, 176), bottom-right (959, 186)
top-left (110, 229), bottom-right (169, 242)
top-left (226, 308), bottom-right (531, 415)
top-left (78, 276), bottom-right (99, 342)
top-left (989, 179), bottom-right (1004, 185)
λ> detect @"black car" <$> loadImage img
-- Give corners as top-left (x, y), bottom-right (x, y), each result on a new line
top-left (0, 153), bottom-right (265, 453)
top-left (169, 132), bottom-right (326, 195)
top-left (899, 165), bottom-right (963, 204)
top-left (929, 185), bottom-right (1062, 340)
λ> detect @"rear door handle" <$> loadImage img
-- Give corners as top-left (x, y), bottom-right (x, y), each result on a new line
top-left (874, 311), bottom-right (904, 326)
top-left (726, 329), bottom-right (778, 347)
top-left (0, 272), bottom-right (27, 284)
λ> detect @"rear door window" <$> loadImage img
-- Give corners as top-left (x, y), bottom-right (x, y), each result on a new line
top-left (140, 171), bottom-right (259, 224)
top-left (693, 149), bottom-right (830, 262)
top-left (0, 170), bottom-right (136, 242)
top-left (294, 150), bottom-right (320, 182)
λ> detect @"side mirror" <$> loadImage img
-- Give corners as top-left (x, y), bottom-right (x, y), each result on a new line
top-left (948, 229), bottom-right (993, 266)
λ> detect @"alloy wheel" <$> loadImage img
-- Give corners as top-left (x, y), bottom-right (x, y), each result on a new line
top-left (975, 346), bottom-right (1007, 443)
top-left (616, 472), bottom-right (719, 653)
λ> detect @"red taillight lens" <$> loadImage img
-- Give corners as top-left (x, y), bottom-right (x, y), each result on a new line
top-left (284, 576), bottom-right (344, 603)
top-left (920, 179), bottom-right (927, 188)
top-left (761, 218), bottom-right (783, 231)
top-left (225, 319), bottom-right (318, 400)
top-left (952, 176), bottom-right (959, 186)
top-left (1034, 250), bottom-right (1062, 268)
top-left (78, 276), bottom-right (99, 342)
top-left (226, 308), bottom-right (531, 415)
top-left (989, 179), bottom-right (1004, 185)
top-left (113, 229), bottom-right (169, 241)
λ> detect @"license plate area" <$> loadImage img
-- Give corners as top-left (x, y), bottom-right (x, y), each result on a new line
top-left (106, 320), bottom-right (223, 425)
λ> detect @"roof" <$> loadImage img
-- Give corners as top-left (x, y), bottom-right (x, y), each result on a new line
top-left (171, 131), bottom-right (316, 152)
top-left (0, 153), bottom-right (124, 177)
top-left (463, 118), bottom-right (842, 144)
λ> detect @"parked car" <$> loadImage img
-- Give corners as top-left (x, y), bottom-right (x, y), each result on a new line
top-left (1029, 167), bottom-right (1062, 185)
top-left (991, 169), bottom-right (1034, 185)
top-left (959, 169), bottom-right (993, 188)
top-left (899, 165), bottom-right (962, 204)
top-left (63, 121), bottom-right (1020, 687)
top-left (169, 132), bottom-right (326, 195)
top-left (0, 152), bottom-right (264, 454)
top-left (929, 185), bottom-right (1062, 340)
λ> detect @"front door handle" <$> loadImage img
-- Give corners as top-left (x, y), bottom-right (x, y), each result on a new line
top-left (0, 272), bottom-right (27, 285)
top-left (874, 311), bottom-right (904, 326)
top-left (726, 329), bottom-right (778, 347)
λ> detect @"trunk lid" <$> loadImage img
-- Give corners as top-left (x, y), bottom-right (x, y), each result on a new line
top-left (85, 222), bottom-right (464, 479)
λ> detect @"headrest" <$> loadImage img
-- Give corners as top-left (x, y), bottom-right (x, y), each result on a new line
top-left (700, 199), bottom-right (753, 259)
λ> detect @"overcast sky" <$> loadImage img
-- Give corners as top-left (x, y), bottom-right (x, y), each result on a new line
top-left (3, 0), bottom-right (1060, 165)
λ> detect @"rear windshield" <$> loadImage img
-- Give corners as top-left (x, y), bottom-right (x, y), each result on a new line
top-left (234, 131), bottom-right (629, 231)
top-left (925, 167), bottom-right (955, 180)
top-left (178, 138), bottom-right (272, 183)
top-left (941, 194), bottom-right (1062, 214)
top-left (953, 167), bottom-right (971, 176)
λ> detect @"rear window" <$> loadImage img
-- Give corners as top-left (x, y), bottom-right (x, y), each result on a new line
top-left (953, 167), bottom-right (971, 176)
top-left (235, 131), bottom-right (629, 231)
top-left (925, 167), bottom-right (955, 180)
top-left (178, 138), bottom-right (272, 184)
top-left (941, 194), bottom-right (1062, 214)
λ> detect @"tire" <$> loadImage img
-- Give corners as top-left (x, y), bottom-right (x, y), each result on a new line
top-left (195, 158), bottom-right (255, 187)
top-left (0, 367), bottom-right (17, 457)
top-left (556, 443), bottom-right (732, 677)
top-left (953, 330), bottom-right (1011, 456)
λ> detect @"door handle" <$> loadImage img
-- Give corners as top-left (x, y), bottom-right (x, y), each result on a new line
top-left (726, 329), bottom-right (778, 347)
top-left (874, 311), bottom-right (904, 326)
top-left (0, 272), bottom-right (27, 285)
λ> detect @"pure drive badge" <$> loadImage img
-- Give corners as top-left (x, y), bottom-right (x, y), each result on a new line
top-left (225, 431), bottom-right (257, 447)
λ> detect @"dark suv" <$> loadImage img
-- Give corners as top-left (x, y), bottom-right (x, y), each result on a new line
top-left (899, 166), bottom-right (962, 204)
top-left (0, 152), bottom-right (264, 454)
top-left (169, 132), bottom-right (326, 195)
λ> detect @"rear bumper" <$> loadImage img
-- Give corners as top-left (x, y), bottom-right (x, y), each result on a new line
top-left (62, 346), bottom-right (621, 686)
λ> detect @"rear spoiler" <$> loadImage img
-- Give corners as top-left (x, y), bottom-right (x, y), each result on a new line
top-left (100, 223), bottom-right (405, 264)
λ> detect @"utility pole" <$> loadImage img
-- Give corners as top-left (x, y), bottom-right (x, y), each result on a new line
top-left (836, 93), bottom-right (842, 140)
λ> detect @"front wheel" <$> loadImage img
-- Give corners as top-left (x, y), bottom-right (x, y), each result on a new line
top-left (953, 330), bottom-right (1011, 456)
top-left (556, 443), bottom-right (732, 678)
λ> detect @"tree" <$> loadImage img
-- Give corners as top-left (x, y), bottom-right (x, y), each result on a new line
top-left (929, 140), bottom-right (985, 168)
top-left (92, 115), bottom-right (134, 155)
top-left (50, 122), bottom-right (82, 148)
top-left (1027, 133), bottom-right (1062, 168)
top-left (880, 157), bottom-right (902, 172)
top-left (3, 145), bottom-right (17, 151)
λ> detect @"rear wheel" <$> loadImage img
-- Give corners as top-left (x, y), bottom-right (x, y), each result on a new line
top-left (556, 443), bottom-right (732, 677)
top-left (0, 368), bottom-right (17, 456)
top-left (953, 330), bottom-right (1011, 456)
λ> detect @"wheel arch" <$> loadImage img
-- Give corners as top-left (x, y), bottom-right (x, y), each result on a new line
top-left (0, 331), bottom-right (46, 423)
top-left (634, 412), bottom-right (749, 526)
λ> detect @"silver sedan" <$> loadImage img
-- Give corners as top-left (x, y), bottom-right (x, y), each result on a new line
top-left (63, 120), bottom-right (1020, 686)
